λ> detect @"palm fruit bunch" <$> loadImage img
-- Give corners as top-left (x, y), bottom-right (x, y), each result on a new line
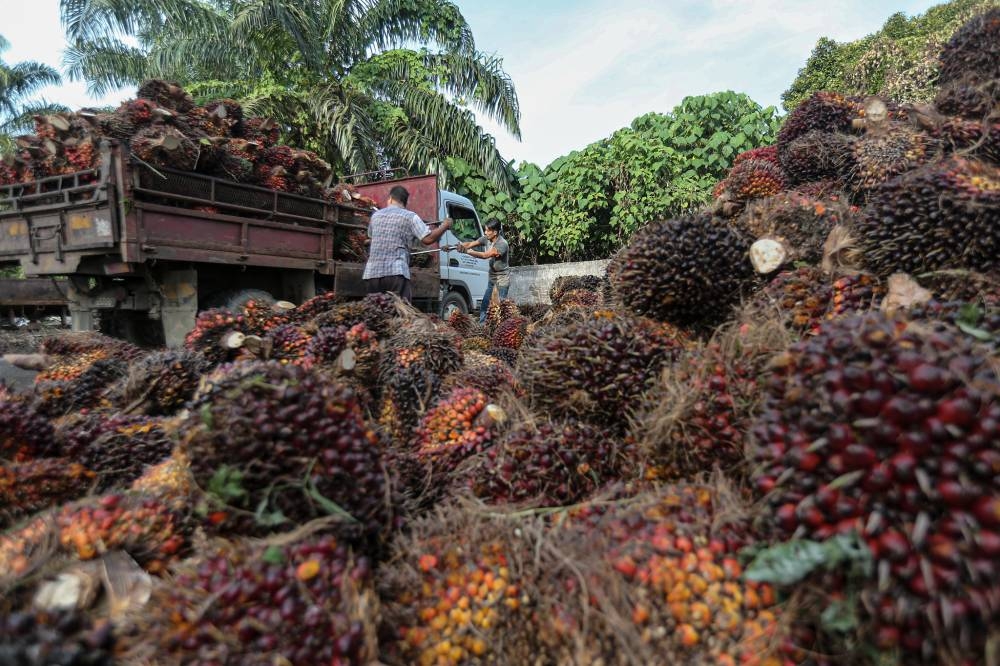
top-left (202, 99), bottom-right (244, 135)
top-left (290, 290), bottom-right (339, 322)
top-left (0, 397), bottom-right (58, 461)
top-left (462, 420), bottom-right (631, 507)
top-left (51, 492), bottom-right (189, 574)
top-left (130, 449), bottom-right (195, 511)
top-left (241, 116), bottom-right (280, 147)
top-left (484, 298), bottom-right (520, 336)
top-left (184, 308), bottom-right (245, 364)
top-left (181, 361), bottom-right (389, 540)
top-left (377, 327), bottom-right (463, 444)
top-left (848, 122), bottom-right (938, 195)
top-left (776, 91), bottom-right (862, 151)
top-left (828, 272), bottom-right (883, 319)
top-left (36, 332), bottom-right (142, 382)
top-left (899, 299), bottom-right (1000, 352)
top-left (380, 515), bottom-right (533, 666)
top-left (937, 8), bottom-right (1000, 88)
top-left (934, 77), bottom-right (1000, 121)
top-left (440, 351), bottom-right (518, 399)
top-left (314, 292), bottom-right (398, 339)
top-left (302, 324), bottom-right (349, 369)
top-left (130, 532), bottom-right (375, 665)
top-left (70, 415), bottom-right (174, 491)
top-left (0, 610), bottom-right (115, 666)
top-left (136, 79), bottom-right (195, 112)
top-left (265, 323), bottom-right (312, 365)
top-left (0, 458), bottom-right (95, 528)
top-left (130, 125), bottom-right (199, 171)
top-left (530, 485), bottom-right (784, 665)
top-left (911, 269), bottom-right (1000, 307)
top-left (778, 130), bottom-right (854, 185)
top-left (748, 267), bottom-right (836, 335)
top-left (117, 349), bottom-right (210, 415)
top-left (94, 111), bottom-right (134, 140)
top-left (483, 345), bottom-right (519, 368)
top-left (516, 312), bottom-right (686, 429)
top-left (491, 315), bottom-right (528, 349)
top-left (62, 137), bottom-right (98, 173)
top-left (517, 302), bottom-right (550, 323)
top-left (239, 298), bottom-right (289, 336)
top-left (459, 334), bottom-right (490, 353)
top-left (32, 356), bottom-right (129, 417)
top-left (607, 213), bottom-right (754, 329)
top-left (632, 340), bottom-right (765, 483)
top-left (549, 274), bottom-right (603, 305)
top-left (716, 158), bottom-right (787, 213)
top-left (793, 178), bottom-right (846, 199)
top-left (118, 98), bottom-right (160, 126)
top-left (857, 156), bottom-right (1000, 277)
top-left (211, 137), bottom-right (261, 182)
top-left (750, 312), bottom-right (1000, 663)
top-left (737, 191), bottom-right (855, 271)
top-left (551, 287), bottom-right (602, 313)
top-left (733, 144), bottom-right (780, 168)
top-left (445, 309), bottom-right (476, 337)
top-left (411, 387), bottom-right (500, 480)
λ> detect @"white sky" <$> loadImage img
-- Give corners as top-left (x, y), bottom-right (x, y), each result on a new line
top-left (0, 0), bottom-right (944, 167)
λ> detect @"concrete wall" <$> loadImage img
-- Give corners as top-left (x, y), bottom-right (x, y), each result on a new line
top-left (507, 259), bottom-right (610, 305)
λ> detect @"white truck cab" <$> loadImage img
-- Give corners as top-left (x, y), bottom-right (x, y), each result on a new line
top-left (438, 190), bottom-right (492, 317)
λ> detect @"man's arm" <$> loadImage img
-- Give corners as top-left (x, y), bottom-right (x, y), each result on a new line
top-left (420, 216), bottom-right (452, 246)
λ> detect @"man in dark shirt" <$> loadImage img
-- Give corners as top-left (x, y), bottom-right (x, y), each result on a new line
top-left (363, 185), bottom-right (451, 303)
top-left (457, 219), bottom-right (511, 323)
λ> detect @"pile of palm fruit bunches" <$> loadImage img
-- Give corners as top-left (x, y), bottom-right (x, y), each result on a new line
top-left (0, 79), bottom-right (377, 211)
top-left (0, 9), bottom-right (999, 666)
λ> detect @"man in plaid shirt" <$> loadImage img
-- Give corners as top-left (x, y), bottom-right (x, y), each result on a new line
top-left (363, 185), bottom-right (452, 303)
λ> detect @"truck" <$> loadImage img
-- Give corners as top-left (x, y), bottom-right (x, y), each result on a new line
top-left (0, 141), bottom-right (492, 347)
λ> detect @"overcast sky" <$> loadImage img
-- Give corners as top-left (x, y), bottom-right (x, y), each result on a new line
top-left (0, 0), bottom-right (942, 167)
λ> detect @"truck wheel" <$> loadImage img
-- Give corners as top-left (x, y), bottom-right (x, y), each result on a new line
top-left (441, 291), bottom-right (468, 319)
top-left (222, 289), bottom-right (276, 313)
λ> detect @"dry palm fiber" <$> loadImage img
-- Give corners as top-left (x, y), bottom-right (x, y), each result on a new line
top-left (632, 318), bottom-right (792, 484)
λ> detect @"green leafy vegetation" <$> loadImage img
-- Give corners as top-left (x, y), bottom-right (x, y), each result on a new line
top-left (447, 91), bottom-right (780, 263)
top-left (0, 34), bottom-right (65, 154)
top-left (782, 0), bottom-right (1000, 111)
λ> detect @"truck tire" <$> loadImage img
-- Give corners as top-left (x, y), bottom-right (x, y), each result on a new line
top-left (222, 289), bottom-right (276, 313)
top-left (441, 290), bottom-right (468, 319)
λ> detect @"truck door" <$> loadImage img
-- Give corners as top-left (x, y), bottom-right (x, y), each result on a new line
top-left (440, 202), bottom-right (489, 309)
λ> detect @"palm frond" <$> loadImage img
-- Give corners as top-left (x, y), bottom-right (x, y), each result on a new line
top-left (375, 80), bottom-right (513, 191)
top-left (63, 38), bottom-right (150, 96)
top-left (232, 0), bottom-right (324, 70)
top-left (358, 0), bottom-right (475, 57)
top-left (0, 100), bottom-right (72, 135)
top-left (60, 0), bottom-right (219, 44)
top-left (306, 84), bottom-right (381, 174)
top-left (1, 62), bottom-right (62, 102)
top-left (418, 51), bottom-right (521, 137)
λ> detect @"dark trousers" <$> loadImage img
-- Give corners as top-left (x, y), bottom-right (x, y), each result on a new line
top-left (479, 279), bottom-right (510, 323)
top-left (365, 275), bottom-right (412, 303)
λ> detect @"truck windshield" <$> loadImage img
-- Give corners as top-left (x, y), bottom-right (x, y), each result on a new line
top-left (448, 204), bottom-right (480, 241)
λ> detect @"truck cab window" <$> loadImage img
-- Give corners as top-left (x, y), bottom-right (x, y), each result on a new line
top-left (447, 204), bottom-right (480, 242)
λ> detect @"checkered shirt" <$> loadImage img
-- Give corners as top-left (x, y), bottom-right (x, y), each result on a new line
top-left (362, 205), bottom-right (430, 280)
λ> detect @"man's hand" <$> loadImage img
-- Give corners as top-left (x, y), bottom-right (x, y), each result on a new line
top-left (441, 217), bottom-right (453, 230)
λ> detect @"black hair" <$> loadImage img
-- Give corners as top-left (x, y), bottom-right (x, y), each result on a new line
top-left (388, 185), bottom-right (409, 206)
top-left (485, 219), bottom-right (502, 233)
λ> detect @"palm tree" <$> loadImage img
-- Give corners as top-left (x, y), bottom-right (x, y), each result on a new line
top-left (60, 0), bottom-right (521, 189)
top-left (0, 35), bottom-right (65, 153)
